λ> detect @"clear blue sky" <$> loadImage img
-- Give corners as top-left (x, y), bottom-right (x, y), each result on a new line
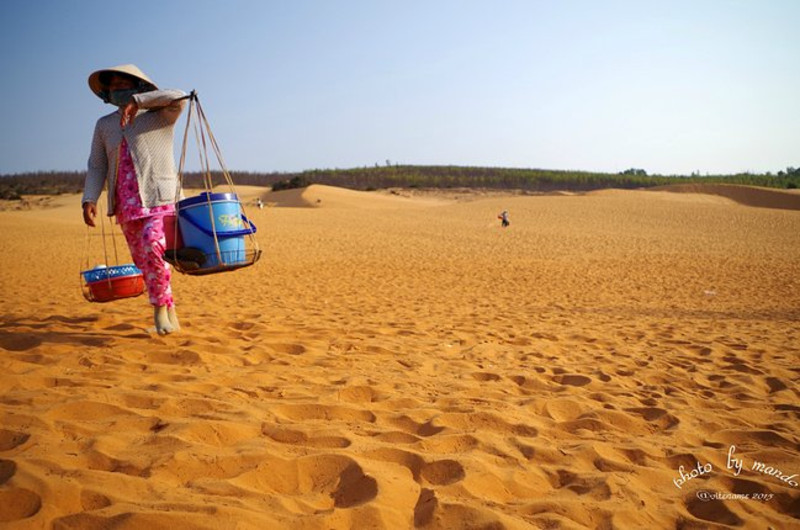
top-left (1, 0), bottom-right (798, 175)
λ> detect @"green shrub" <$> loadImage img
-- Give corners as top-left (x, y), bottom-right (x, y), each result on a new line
top-left (0, 186), bottom-right (22, 200)
top-left (271, 175), bottom-right (311, 191)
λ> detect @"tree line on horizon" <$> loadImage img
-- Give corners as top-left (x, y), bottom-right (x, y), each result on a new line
top-left (1, 165), bottom-right (798, 200)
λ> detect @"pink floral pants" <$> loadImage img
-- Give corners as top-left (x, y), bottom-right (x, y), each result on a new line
top-left (121, 216), bottom-right (174, 308)
top-left (115, 138), bottom-right (175, 308)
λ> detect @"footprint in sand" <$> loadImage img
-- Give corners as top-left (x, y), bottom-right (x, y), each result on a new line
top-left (775, 404), bottom-right (800, 418)
top-left (85, 448), bottom-right (150, 478)
top-left (420, 459), bottom-right (466, 485)
top-left (363, 448), bottom-right (426, 481)
top-left (45, 401), bottom-right (134, 422)
top-left (418, 434), bottom-right (481, 454)
top-left (264, 342), bottom-right (307, 355)
top-left (0, 487), bottom-right (42, 522)
top-left (507, 374), bottom-right (551, 394)
top-left (80, 489), bottom-right (113, 510)
top-left (0, 460), bottom-right (17, 485)
top-left (549, 469), bottom-right (612, 500)
top-left (624, 407), bottom-right (680, 431)
top-left (471, 372), bottom-right (502, 382)
top-left (148, 348), bottom-right (202, 365)
top-left (52, 513), bottom-right (154, 528)
top-left (363, 448), bottom-right (466, 486)
top-left (370, 431), bottom-right (421, 444)
top-left (0, 429), bottom-right (34, 520)
top-left (238, 454), bottom-right (378, 510)
top-left (412, 488), bottom-right (504, 529)
top-left (103, 322), bottom-right (137, 331)
top-left (0, 430), bottom-right (30, 452)
top-left (0, 434), bottom-right (41, 523)
top-left (437, 411), bottom-right (538, 438)
top-left (0, 332), bottom-right (42, 352)
top-left (272, 403), bottom-right (376, 423)
top-left (330, 461), bottom-right (378, 508)
top-left (338, 385), bottom-right (384, 404)
top-left (717, 476), bottom-right (800, 520)
top-left (228, 321), bottom-right (259, 332)
top-left (552, 374), bottom-right (593, 387)
top-left (724, 361), bottom-right (763, 375)
top-left (385, 415), bottom-right (445, 437)
top-left (765, 376), bottom-right (788, 393)
top-left (174, 421), bottom-right (259, 447)
top-left (543, 398), bottom-right (587, 422)
top-left (595, 371), bottom-right (612, 382)
top-left (708, 429), bottom-right (799, 451)
top-left (122, 393), bottom-right (166, 410)
top-left (684, 494), bottom-right (743, 526)
top-left (262, 424), bottom-right (351, 448)
top-left (414, 488), bottom-right (438, 527)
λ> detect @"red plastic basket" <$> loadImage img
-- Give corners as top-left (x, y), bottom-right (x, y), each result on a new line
top-left (85, 275), bottom-right (145, 303)
top-left (81, 265), bottom-right (145, 303)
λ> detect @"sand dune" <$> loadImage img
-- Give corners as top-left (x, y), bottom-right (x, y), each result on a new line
top-left (0, 185), bottom-right (798, 529)
top-left (649, 183), bottom-right (800, 210)
top-left (262, 184), bottom-right (449, 209)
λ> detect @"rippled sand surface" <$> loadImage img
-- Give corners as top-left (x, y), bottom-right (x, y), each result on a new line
top-left (1, 184), bottom-right (798, 529)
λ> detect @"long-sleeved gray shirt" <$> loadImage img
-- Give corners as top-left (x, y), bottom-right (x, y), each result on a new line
top-left (83, 89), bottom-right (187, 215)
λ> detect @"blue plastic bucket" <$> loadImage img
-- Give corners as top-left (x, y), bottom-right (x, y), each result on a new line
top-left (177, 192), bottom-right (256, 269)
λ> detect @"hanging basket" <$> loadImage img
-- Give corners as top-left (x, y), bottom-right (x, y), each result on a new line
top-left (80, 197), bottom-right (147, 304)
top-left (81, 264), bottom-right (145, 303)
top-left (167, 91), bottom-right (261, 275)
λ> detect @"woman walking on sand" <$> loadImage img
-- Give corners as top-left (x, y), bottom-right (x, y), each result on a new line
top-left (82, 64), bottom-right (187, 335)
top-left (499, 210), bottom-right (510, 228)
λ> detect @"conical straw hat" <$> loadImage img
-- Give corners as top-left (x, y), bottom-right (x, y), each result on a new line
top-left (88, 64), bottom-right (158, 101)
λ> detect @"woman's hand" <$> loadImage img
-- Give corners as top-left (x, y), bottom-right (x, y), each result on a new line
top-left (83, 202), bottom-right (97, 227)
top-left (120, 100), bottom-right (139, 128)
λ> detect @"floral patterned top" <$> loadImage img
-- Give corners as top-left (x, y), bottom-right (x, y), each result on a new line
top-left (115, 138), bottom-right (174, 224)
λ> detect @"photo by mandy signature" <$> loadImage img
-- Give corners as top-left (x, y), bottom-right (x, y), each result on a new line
top-left (673, 445), bottom-right (798, 490)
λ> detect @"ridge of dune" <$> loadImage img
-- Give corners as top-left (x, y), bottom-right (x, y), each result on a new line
top-left (0, 194), bottom-right (82, 214)
top-left (263, 184), bottom-right (449, 209)
top-left (649, 183), bottom-right (800, 210)
top-left (0, 186), bottom-right (271, 215)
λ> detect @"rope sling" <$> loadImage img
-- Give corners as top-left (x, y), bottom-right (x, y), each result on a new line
top-left (165, 91), bottom-right (261, 275)
top-left (80, 147), bottom-right (146, 303)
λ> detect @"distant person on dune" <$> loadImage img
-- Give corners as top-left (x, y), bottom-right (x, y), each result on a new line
top-left (498, 210), bottom-right (510, 227)
top-left (81, 64), bottom-right (187, 335)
